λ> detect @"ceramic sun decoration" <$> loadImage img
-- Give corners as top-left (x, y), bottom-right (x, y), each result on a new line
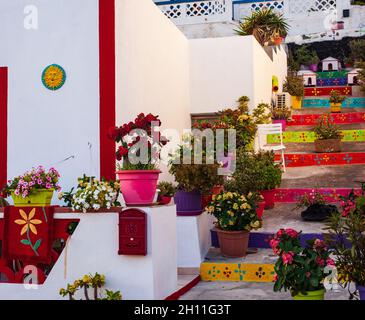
top-left (42, 64), bottom-right (66, 90)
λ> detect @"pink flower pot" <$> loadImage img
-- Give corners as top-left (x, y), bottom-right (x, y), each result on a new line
top-left (116, 170), bottom-right (160, 206)
top-left (256, 201), bottom-right (266, 219)
top-left (261, 190), bottom-right (276, 210)
top-left (310, 64), bottom-right (318, 72)
top-left (273, 119), bottom-right (287, 131)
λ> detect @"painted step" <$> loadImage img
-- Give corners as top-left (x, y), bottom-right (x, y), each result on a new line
top-left (286, 123), bottom-right (365, 132)
top-left (304, 86), bottom-right (351, 97)
top-left (268, 129), bottom-right (365, 143)
top-left (274, 152), bottom-right (365, 167)
top-left (288, 112), bottom-right (365, 126)
top-left (303, 97), bottom-right (365, 108)
top-left (316, 71), bottom-right (348, 79)
top-left (316, 78), bottom-right (347, 87)
top-left (201, 248), bottom-right (276, 283)
top-left (282, 141), bottom-right (365, 153)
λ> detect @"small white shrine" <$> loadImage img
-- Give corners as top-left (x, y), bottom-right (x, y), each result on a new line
top-left (298, 70), bottom-right (317, 87)
top-left (322, 57), bottom-right (340, 71)
top-left (348, 68), bottom-right (361, 85)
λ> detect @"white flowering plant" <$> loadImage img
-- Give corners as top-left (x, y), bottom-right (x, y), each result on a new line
top-left (206, 191), bottom-right (262, 231)
top-left (59, 176), bottom-right (120, 213)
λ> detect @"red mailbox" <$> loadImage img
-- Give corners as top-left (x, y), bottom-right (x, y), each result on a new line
top-left (118, 209), bottom-right (147, 256)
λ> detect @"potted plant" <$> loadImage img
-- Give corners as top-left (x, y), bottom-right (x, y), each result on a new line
top-left (235, 8), bottom-right (289, 47)
top-left (271, 105), bottom-right (291, 131)
top-left (313, 116), bottom-right (343, 153)
top-left (329, 90), bottom-right (346, 113)
top-left (283, 73), bottom-right (304, 109)
top-left (308, 51), bottom-right (320, 72)
top-left (226, 149), bottom-right (282, 210)
top-left (2, 166), bottom-right (61, 207)
top-left (157, 181), bottom-right (176, 205)
top-left (296, 189), bottom-right (338, 221)
top-left (58, 176), bottom-right (120, 213)
top-left (108, 113), bottom-right (168, 206)
top-left (294, 45), bottom-right (314, 69)
top-left (206, 191), bottom-right (262, 257)
top-left (325, 189), bottom-right (365, 300)
top-left (271, 229), bottom-right (333, 300)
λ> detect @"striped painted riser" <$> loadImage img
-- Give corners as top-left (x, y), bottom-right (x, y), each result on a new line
top-left (303, 97), bottom-right (365, 108)
top-left (304, 86), bottom-right (351, 97)
top-left (288, 112), bottom-right (365, 126)
top-left (316, 71), bottom-right (348, 79)
top-left (267, 129), bottom-right (365, 143)
top-left (316, 78), bottom-right (347, 87)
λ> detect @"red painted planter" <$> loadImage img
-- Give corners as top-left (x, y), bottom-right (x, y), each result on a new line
top-left (116, 170), bottom-right (160, 206)
top-left (273, 119), bottom-right (287, 131)
top-left (256, 201), bottom-right (266, 219)
top-left (158, 196), bottom-right (172, 205)
top-left (261, 190), bottom-right (276, 209)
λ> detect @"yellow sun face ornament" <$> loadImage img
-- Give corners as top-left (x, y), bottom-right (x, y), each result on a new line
top-left (42, 64), bottom-right (66, 90)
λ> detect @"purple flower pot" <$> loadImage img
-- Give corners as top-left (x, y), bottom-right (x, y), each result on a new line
top-left (272, 119), bottom-right (287, 131)
top-left (174, 190), bottom-right (203, 216)
top-left (357, 284), bottom-right (365, 300)
top-left (310, 64), bottom-right (318, 72)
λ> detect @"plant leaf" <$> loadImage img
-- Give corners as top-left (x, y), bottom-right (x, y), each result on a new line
top-left (33, 239), bottom-right (42, 250)
top-left (20, 239), bottom-right (31, 245)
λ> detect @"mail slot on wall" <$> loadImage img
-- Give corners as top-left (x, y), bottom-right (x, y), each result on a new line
top-left (118, 209), bottom-right (147, 256)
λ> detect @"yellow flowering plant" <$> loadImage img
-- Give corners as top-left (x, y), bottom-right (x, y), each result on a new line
top-left (206, 191), bottom-right (262, 231)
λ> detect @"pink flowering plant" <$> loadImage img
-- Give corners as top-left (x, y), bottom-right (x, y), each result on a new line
top-left (270, 228), bottom-right (333, 297)
top-left (2, 166), bottom-right (61, 199)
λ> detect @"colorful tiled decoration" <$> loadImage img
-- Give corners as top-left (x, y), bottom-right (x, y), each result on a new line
top-left (200, 262), bottom-right (275, 283)
top-left (42, 64), bottom-right (66, 91)
top-left (303, 97), bottom-right (365, 108)
top-left (316, 78), bottom-right (347, 87)
top-left (273, 188), bottom-right (361, 203)
top-left (267, 129), bottom-right (365, 143)
top-left (316, 71), bottom-right (348, 79)
top-left (288, 112), bottom-right (365, 126)
top-left (304, 86), bottom-right (351, 97)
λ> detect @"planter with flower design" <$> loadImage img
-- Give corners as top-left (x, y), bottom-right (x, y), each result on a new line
top-left (2, 166), bottom-right (61, 207)
top-left (108, 113), bottom-right (168, 206)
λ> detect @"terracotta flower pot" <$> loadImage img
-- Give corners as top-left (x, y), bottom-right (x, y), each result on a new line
top-left (314, 139), bottom-right (342, 153)
top-left (116, 170), bottom-right (160, 206)
top-left (261, 190), bottom-right (276, 210)
top-left (292, 289), bottom-right (325, 300)
top-left (215, 228), bottom-right (250, 258)
top-left (273, 37), bottom-right (283, 46)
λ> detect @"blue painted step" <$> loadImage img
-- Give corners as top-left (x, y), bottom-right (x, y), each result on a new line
top-left (303, 97), bottom-right (365, 108)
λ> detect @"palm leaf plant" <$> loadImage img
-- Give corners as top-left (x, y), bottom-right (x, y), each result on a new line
top-left (235, 8), bottom-right (289, 46)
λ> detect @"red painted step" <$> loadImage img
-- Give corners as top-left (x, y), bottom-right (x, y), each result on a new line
top-left (275, 152), bottom-right (365, 167)
top-left (304, 86), bottom-right (352, 97)
top-left (288, 112), bottom-right (365, 126)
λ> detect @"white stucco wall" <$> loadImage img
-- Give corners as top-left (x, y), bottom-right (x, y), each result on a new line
top-left (189, 36), bottom-right (287, 113)
top-left (0, 0), bottom-right (100, 196)
top-left (116, 0), bottom-right (191, 181)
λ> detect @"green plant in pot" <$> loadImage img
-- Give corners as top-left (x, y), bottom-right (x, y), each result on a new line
top-left (3, 166), bottom-right (61, 207)
top-left (169, 140), bottom-right (222, 216)
top-left (283, 73), bottom-right (304, 109)
top-left (271, 228), bottom-right (333, 300)
top-left (325, 189), bottom-right (365, 300)
top-left (271, 105), bottom-right (291, 131)
top-left (313, 116), bottom-right (343, 153)
top-left (206, 191), bottom-right (262, 258)
top-left (226, 149), bottom-right (282, 210)
top-left (235, 8), bottom-right (289, 46)
top-left (329, 90), bottom-right (346, 113)
top-left (157, 181), bottom-right (177, 205)
top-left (296, 189), bottom-right (338, 222)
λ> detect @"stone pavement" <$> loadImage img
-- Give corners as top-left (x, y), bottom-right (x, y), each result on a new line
top-left (179, 281), bottom-right (353, 300)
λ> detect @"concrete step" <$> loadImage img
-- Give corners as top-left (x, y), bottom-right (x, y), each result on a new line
top-left (281, 164), bottom-right (365, 189)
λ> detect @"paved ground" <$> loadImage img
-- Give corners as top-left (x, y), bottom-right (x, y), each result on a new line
top-left (281, 164), bottom-right (365, 188)
top-left (180, 281), bottom-right (353, 300)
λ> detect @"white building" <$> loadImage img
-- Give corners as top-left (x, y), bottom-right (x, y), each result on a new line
top-left (322, 57), bottom-right (341, 71)
top-left (348, 68), bottom-right (361, 85)
top-left (0, 0), bottom-right (287, 197)
top-left (153, 0), bottom-right (365, 44)
top-left (298, 70), bottom-right (317, 87)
